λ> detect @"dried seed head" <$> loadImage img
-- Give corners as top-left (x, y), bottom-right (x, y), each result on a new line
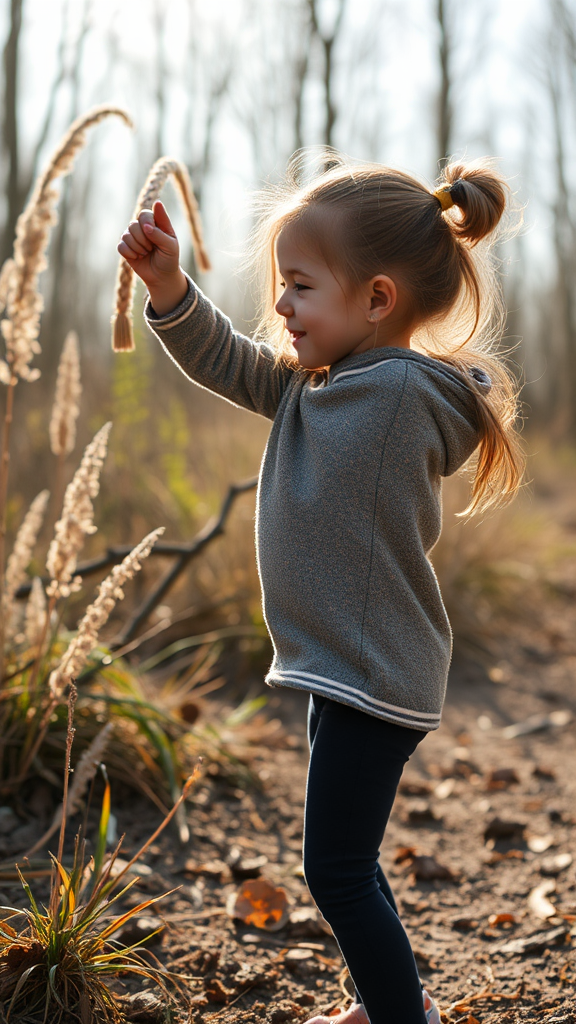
top-left (2, 489), bottom-right (50, 643)
top-left (46, 422), bottom-right (112, 599)
top-left (112, 157), bottom-right (211, 352)
top-left (48, 526), bottom-right (164, 698)
top-left (49, 330), bottom-right (82, 456)
top-left (4, 489), bottom-right (50, 602)
top-left (25, 576), bottom-right (48, 650)
top-left (2, 106), bottom-right (132, 383)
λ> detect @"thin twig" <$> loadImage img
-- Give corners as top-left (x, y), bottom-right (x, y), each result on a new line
top-left (116, 477), bottom-right (258, 644)
top-left (14, 477), bottom-right (258, 601)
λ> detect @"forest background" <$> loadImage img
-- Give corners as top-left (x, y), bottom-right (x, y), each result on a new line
top-left (2, 0), bottom-right (576, 670)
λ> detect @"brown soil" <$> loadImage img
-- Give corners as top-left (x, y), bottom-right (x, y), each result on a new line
top-left (2, 569), bottom-right (575, 1024)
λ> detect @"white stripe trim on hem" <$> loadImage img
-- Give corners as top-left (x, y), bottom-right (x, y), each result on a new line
top-left (269, 672), bottom-right (437, 731)
top-left (148, 292), bottom-right (199, 330)
top-left (272, 669), bottom-right (441, 727)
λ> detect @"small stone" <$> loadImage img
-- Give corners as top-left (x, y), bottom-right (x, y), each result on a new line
top-left (404, 800), bottom-right (440, 824)
top-left (484, 817), bottom-right (526, 842)
top-left (528, 834), bottom-right (555, 853)
top-left (295, 992), bottom-right (316, 1006)
top-left (121, 991), bottom-right (164, 1023)
top-left (541, 853), bottom-right (573, 877)
top-left (230, 854), bottom-right (269, 880)
top-left (450, 916), bottom-right (478, 931)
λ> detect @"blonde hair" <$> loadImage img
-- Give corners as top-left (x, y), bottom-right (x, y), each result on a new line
top-left (247, 150), bottom-right (524, 517)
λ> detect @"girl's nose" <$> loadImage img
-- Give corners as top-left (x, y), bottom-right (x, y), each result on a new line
top-left (275, 290), bottom-right (293, 317)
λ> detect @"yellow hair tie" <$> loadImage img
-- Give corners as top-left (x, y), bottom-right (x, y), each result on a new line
top-left (433, 186), bottom-right (455, 212)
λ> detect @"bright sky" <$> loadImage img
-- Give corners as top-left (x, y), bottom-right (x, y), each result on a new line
top-left (0, 0), bottom-right (564, 336)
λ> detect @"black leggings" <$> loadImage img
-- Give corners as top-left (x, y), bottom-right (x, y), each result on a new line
top-left (303, 694), bottom-right (427, 1024)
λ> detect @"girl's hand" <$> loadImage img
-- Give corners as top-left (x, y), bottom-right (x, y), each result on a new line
top-left (117, 199), bottom-right (188, 315)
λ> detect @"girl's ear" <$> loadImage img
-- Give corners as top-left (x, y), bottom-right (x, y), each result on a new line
top-left (367, 275), bottom-right (397, 321)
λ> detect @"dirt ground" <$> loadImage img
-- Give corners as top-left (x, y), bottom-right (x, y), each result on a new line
top-left (2, 538), bottom-right (575, 1024)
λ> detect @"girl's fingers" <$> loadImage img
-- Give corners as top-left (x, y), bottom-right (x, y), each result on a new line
top-left (117, 239), bottom-right (144, 262)
top-left (138, 206), bottom-right (179, 253)
top-left (128, 218), bottom-right (154, 252)
top-left (152, 200), bottom-right (176, 236)
top-left (139, 220), bottom-right (179, 254)
top-left (121, 228), bottom-right (149, 257)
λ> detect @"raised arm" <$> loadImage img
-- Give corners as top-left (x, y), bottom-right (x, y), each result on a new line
top-left (117, 200), bottom-right (296, 420)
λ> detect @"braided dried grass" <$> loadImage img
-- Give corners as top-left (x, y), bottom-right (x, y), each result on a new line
top-left (0, 105), bottom-right (132, 385)
top-left (112, 157), bottom-right (211, 352)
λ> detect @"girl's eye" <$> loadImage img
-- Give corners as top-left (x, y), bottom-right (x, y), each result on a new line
top-left (294, 283), bottom-right (309, 292)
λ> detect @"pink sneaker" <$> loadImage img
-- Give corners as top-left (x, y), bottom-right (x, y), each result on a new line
top-left (422, 989), bottom-right (441, 1024)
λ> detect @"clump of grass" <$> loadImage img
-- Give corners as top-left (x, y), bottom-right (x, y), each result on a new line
top-left (0, 690), bottom-right (202, 1024)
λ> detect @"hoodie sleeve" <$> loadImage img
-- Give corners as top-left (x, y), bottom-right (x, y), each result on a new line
top-left (144, 274), bottom-right (297, 421)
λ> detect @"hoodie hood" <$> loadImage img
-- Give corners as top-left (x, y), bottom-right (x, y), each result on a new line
top-left (328, 346), bottom-right (489, 477)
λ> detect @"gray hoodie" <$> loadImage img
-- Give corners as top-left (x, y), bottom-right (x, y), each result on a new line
top-left (145, 275), bottom-right (488, 732)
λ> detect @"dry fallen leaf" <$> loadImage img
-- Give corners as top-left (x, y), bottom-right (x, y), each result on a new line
top-left (486, 767), bottom-right (520, 790)
top-left (227, 877), bottom-right (290, 931)
top-left (488, 913), bottom-right (518, 928)
top-left (528, 879), bottom-right (557, 919)
top-left (393, 846), bottom-right (418, 864)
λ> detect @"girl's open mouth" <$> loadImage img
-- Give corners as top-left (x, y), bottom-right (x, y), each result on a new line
top-left (290, 331), bottom-right (306, 342)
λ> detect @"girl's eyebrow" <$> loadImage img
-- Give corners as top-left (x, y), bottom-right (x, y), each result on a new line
top-left (281, 267), bottom-right (315, 279)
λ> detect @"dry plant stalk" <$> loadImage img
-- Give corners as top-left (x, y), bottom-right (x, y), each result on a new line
top-left (2, 489), bottom-right (49, 643)
top-left (46, 422), bottom-right (112, 599)
top-left (23, 722), bottom-right (114, 859)
top-left (112, 156), bottom-right (211, 352)
top-left (0, 105), bottom-right (132, 385)
top-left (48, 527), bottom-right (164, 699)
top-left (49, 330), bottom-right (82, 456)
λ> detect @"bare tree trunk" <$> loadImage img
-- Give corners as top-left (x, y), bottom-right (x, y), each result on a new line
top-left (293, 37), bottom-right (312, 152)
top-left (1, 0), bottom-right (23, 266)
top-left (154, 0), bottom-right (168, 161)
top-left (548, 61), bottom-right (576, 435)
top-left (308, 0), bottom-right (347, 147)
top-left (436, 0), bottom-right (452, 167)
top-left (43, 0), bottom-right (90, 356)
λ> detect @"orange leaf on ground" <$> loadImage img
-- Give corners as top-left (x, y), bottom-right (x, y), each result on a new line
top-left (227, 877), bottom-right (290, 932)
top-left (393, 846), bottom-right (417, 864)
top-left (488, 913), bottom-right (518, 927)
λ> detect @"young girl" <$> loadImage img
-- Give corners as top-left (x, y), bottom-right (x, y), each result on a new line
top-left (118, 153), bottom-right (523, 1024)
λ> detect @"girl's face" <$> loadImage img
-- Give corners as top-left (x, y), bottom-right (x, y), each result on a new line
top-left (275, 225), bottom-right (378, 369)
top-left (274, 222), bottom-right (407, 368)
